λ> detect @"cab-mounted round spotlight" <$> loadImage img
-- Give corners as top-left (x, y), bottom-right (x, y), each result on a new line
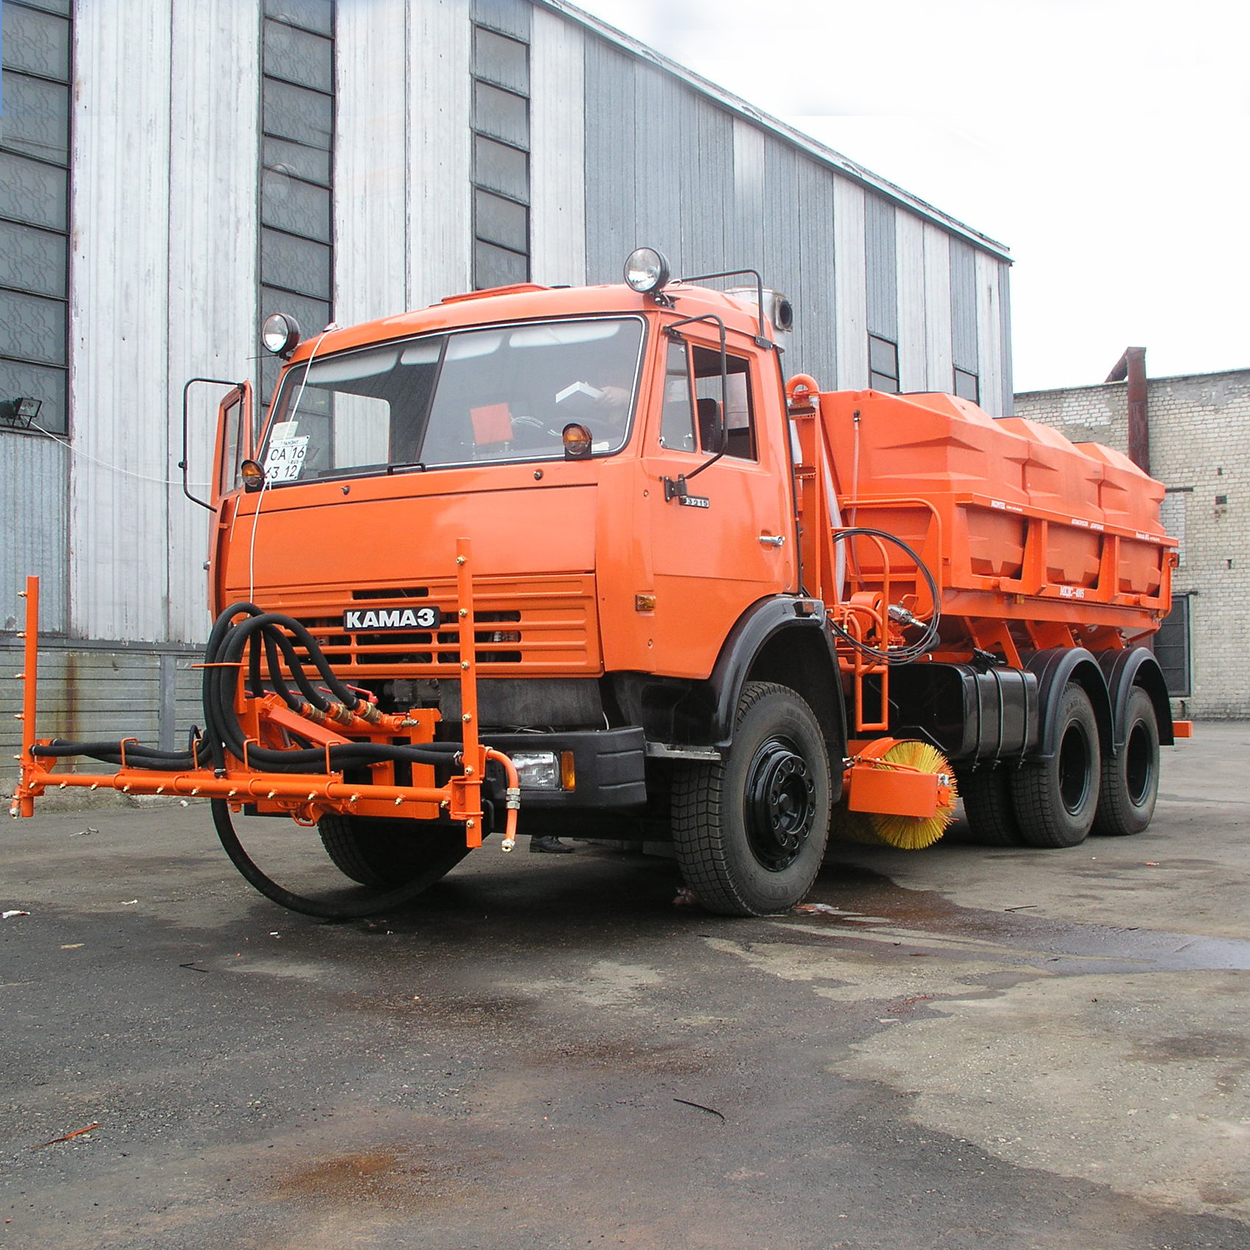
top-left (562, 423), bottom-right (593, 460)
top-left (261, 312), bottom-right (302, 358)
top-left (240, 458), bottom-right (266, 492)
top-left (623, 247), bottom-right (671, 295)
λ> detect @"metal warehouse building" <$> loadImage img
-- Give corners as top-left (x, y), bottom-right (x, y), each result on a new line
top-left (0, 0), bottom-right (1012, 756)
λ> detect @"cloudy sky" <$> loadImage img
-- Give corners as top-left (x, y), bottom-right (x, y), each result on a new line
top-left (570, 0), bottom-right (1249, 392)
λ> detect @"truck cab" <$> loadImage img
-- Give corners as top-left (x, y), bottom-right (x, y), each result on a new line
top-left (211, 259), bottom-right (845, 907)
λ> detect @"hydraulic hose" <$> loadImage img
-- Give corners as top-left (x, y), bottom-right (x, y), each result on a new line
top-left (33, 603), bottom-right (465, 773)
top-left (827, 527), bottom-right (943, 664)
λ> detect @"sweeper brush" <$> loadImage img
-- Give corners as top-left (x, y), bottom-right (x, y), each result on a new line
top-left (862, 740), bottom-right (958, 849)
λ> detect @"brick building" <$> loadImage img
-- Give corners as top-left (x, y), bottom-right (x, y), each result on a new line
top-left (1015, 364), bottom-right (1250, 719)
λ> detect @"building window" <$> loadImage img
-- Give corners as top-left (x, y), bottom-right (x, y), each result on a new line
top-left (1154, 594), bottom-right (1191, 699)
top-left (953, 366), bottom-right (980, 403)
top-left (472, 25), bottom-right (530, 288)
top-left (868, 334), bottom-right (899, 393)
top-left (259, 0), bottom-right (335, 401)
top-left (0, 0), bottom-right (72, 435)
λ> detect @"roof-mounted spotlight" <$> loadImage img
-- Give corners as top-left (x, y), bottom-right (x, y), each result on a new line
top-left (261, 312), bottom-right (302, 358)
top-left (623, 247), bottom-right (671, 295)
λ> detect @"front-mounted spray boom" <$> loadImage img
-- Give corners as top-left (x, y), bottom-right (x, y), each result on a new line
top-left (10, 541), bottom-right (521, 919)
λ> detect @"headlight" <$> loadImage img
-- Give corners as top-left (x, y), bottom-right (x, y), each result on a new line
top-left (509, 751), bottom-right (560, 790)
top-left (624, 247), bottom-right (671, 294)
top-left (261, 312), bottom-right (301, 357)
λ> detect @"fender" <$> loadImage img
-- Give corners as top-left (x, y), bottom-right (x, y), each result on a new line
top-left (704, 596), bottom-right (847, 767)
top-left (1097, 647), bottom-right (1175, 748)
top-left (1024, 647), bottom-right (1112, 762)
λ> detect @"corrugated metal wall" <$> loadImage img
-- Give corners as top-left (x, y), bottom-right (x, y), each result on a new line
top-left (0, 641), bottom-right (203, 768)
top-left (1, 437), bottom-right (68, 635)
top-left (530, 4), bottom-right (586, 285)
top-left (68, 0), bottom-right (258, 648)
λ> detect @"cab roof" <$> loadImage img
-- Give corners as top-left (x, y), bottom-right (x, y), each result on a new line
top-left (283, 281), bottom-right (773, 363)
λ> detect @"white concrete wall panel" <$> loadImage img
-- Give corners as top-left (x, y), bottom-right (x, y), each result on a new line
top-left (165, 0), bottom-right (260, 644)
top-left (895, 211), bottom-right (927, 392)
top-left (976, 249), bottom-right (1003, 416)
top-left (922, 223), bottom-right (953, 395)
top-left (407, 0), bottom-right (473, 309)
top-left (530, 6), bottom-right (586, 287)
top-left (70, 0), bottom-right (173, 643)
top-left (832, 178), bottom-right (867, 391)
top-left (336, 0), bottom-right (409, 322)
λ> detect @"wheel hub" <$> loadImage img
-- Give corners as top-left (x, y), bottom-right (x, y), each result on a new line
top-left (745, 737), bottom-right (816, 870)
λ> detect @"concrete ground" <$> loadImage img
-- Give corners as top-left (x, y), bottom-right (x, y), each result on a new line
top-left (2, 723), bottom-right (1248, 1249)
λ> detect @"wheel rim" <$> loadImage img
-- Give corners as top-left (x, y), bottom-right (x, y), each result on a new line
top-left (1058, 721), bottom-right (1092, 814)
top-left (745, 736), bottom-right (816, 871)
top-left (1124, 720), bottom-right (1155, 807)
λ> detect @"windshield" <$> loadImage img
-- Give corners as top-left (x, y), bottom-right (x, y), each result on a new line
top-left (259, 316), bottom-right (645, 484)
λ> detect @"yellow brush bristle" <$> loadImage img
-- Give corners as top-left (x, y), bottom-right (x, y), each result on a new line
top-left (828, 800), bottom-right (881, 845)
top-left (867, 740), bottom-right (959, 850)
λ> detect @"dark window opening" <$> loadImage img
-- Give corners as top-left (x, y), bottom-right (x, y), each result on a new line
top-left (471, 26), bottom-right (529, 289)
top-left (1154, 594), bottom-right (1191, 699)
top-left (259, 1), bottom-right (336, 404)
top-left (953, 366), bottom-right (980, 404)
top-left (0, 1), bottom-right (73, 435)
top-left (869, 334), bottom-right (899, 394)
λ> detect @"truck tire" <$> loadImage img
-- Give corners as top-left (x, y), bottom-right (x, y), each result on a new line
top-left (1010, 682), bottom-right (1100, 848)
top-left (957, 766), bottom-right (1023, 846)
top-left (1092, 686), bottom-right (1159, 836)
top-left (672, 682), bottom-right (832, 915)
top-left (318, 814), bottom-right (470, 889)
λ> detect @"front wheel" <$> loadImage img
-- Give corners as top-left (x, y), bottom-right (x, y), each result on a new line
top-left (318, 814), bottom-right (471, 888)
top-left (672, 682), bottom-right (832, 916)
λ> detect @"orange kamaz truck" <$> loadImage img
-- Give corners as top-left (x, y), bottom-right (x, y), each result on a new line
top-left (12, 249), bottom-right (1187, 918)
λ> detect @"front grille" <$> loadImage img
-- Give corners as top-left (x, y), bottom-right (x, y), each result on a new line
top-left (285, 575), bottom-right (597, 675)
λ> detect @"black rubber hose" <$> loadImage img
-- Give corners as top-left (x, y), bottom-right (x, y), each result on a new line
top-left (210, 799), bottom-right (460, 920)
top-left (828, 527), bottom-right (943, 664)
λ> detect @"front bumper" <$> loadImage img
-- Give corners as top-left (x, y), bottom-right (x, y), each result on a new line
top-left (482, 726), bottom-right (647, 809)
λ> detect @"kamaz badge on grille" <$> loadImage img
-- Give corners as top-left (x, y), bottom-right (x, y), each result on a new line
top-left (343, 607), bottom-right (440, 630)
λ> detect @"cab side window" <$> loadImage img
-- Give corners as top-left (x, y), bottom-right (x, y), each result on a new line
top-left (659, 339), bottom-right (696, 452)
top-left (692, 346), bottom-right (757, 460)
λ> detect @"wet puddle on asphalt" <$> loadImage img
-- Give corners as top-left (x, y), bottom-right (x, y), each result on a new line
top-left (780, 861), bottom-right (1250, 976)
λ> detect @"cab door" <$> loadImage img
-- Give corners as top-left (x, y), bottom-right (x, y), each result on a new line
top-left (640, 330), bottom-right (796, 679)
top-left (208, 382), bottom-right (253, 613)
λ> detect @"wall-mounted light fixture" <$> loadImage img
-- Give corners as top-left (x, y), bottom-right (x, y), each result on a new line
top-left (0, 397), bottom-right (42, 429)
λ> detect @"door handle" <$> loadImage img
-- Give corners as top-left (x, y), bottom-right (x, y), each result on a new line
top-left (758, 534), bottom-right (786, 548)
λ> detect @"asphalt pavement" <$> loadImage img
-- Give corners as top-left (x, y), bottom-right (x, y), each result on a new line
top-left (3, 723), bottom-right (1249, 1249)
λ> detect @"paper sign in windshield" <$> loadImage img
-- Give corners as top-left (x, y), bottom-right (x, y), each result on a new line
top-left (264, 436), bottom-right (309, 483)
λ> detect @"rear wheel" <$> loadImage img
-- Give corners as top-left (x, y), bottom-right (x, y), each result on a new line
top-left (957, 766), bottom-right (1024, 846)
top-left (1010, 683), bottom-right (1100, 848)
top-left (1093, 687), bottom-right (1159, 835)
top-left (672, 682), bottom-right (832, 916)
